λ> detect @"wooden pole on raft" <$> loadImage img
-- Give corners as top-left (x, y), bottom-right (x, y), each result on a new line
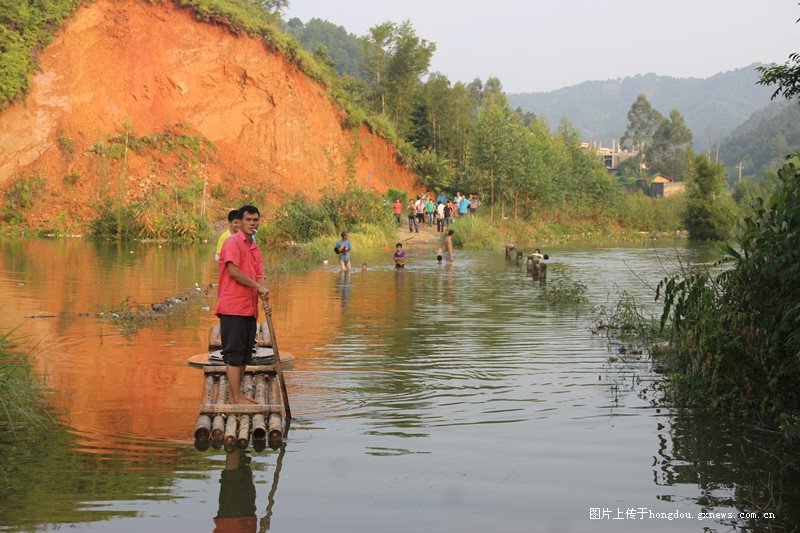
top-left (264, 300), bottom-right (291, 422)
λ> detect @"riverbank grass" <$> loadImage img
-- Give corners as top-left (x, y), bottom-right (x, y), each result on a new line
top-left (0, 331), bottom-right (51, 432)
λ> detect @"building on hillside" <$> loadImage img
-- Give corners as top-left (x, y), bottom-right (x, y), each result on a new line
top-left (580, 140), bottom-right (637, 174)
top-left (645, 173), bottom-right (685, 197)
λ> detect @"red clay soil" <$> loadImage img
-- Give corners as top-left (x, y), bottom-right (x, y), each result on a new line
top-left (0, 0), bottom-right (418, 231)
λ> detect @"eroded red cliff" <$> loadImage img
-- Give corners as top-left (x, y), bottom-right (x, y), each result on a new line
top-left (0, 0), bottom-right (417, 230)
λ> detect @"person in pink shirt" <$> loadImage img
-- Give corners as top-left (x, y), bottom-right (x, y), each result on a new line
top-left (216, 205), bottom-right (270, 405)
top-left (392, 197), bottom-right (403, 225)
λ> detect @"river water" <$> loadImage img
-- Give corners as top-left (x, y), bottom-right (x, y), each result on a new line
top-left (0, 238), bottom-right (797, 532)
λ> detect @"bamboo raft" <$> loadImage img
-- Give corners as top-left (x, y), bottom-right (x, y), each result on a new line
top-left (192, 311), bottom-right (291, 451)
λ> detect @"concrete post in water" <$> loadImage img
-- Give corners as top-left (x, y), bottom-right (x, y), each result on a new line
top-left (505, 245), bottom-right (516, 260)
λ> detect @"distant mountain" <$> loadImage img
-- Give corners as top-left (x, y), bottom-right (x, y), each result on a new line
top-left (719, 100), bottom-right (800, 181)
top-left (508, 65), bottom-right (774, 151)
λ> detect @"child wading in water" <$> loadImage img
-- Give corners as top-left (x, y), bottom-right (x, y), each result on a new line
top-left (393, 243), bottom-right (406, 268)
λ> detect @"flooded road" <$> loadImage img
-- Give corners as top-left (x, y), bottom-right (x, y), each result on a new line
top-left (0, 238), bottom-right (797, 532)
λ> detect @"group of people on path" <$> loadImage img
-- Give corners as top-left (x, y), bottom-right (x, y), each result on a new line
top-left (393, 192), bottom-right (480, 234)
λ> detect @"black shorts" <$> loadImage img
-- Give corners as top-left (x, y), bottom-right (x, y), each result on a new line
top-left (219, 314), bottom-right (257, 367)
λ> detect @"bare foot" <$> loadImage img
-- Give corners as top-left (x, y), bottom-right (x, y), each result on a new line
top-left (230, 396), bottom-right (258, 405)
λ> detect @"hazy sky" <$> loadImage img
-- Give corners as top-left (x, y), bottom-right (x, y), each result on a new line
top-left (285, 1), bottom-right (800, 93)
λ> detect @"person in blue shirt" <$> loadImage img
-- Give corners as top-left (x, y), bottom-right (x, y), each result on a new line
top-left (436, 192), bottom-right (447, 204)
top-left (459, 196), bottom-right (470, 217)
top-left (334, 231), bottom-right (352, 271)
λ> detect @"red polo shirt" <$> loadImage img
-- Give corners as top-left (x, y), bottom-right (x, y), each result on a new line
top-left (216, 231), bottom-right (265, 318)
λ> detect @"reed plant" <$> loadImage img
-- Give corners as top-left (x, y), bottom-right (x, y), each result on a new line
top-left (0, 331), bottom-right (51, 432)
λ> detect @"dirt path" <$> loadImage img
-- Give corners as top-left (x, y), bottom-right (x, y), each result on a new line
top-left (394, 220), bottom-right (445, 251)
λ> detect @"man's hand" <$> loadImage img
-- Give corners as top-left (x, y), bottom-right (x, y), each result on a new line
top-left (257, 286), bottom-right (269, 299)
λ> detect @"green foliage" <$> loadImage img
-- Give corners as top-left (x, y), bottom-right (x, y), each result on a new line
top-left (656, 156), bottom-right (800, 436)
top-left (385, 188), bottom-right (407, 204)
top-left (57, 134), bottom-right (77, 157)
top-left (363, 20), bottom-right (435, 136)
top-left (757, 52), bottom-right (800, 102)
top-left (267, 183), bottom-right (394, 246)
top-left (720, 100), bottom-right (800, 182)
top-left (620, 93), bottom-right (663, 151)
top-left (62, 172), bottom-right (80, 187)
top-left (2, 175), bottom-right (46, 224)
top-left (538, 271), bottom-right (588, 306)
top-left (647, 109), bottom-right (693, 180)
top-left (614, 191), bottom-right (684, 232)
top-left (682, 155), bottom-right (733, 240)
top-left (285, 17), bottom-right (367, 80)
top-left (0, 0), bottom-right (82, 106)
top-left (0, 331), bottom-right (52, 432)
top-left (89, 124), bottom-right (214, 162)
top-left (450, 215), bottom-right (502, 250)
top-left (89, 199), bottom-right (142, 240)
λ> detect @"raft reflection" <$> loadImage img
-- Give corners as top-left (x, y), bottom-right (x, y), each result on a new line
top-left (212, 445), bottom-right (287, 533)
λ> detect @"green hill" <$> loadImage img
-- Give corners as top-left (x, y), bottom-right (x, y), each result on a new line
top-left (508, 65), bottom-right (774, 151)
top-left (719, 100), bottom-right (800, 181)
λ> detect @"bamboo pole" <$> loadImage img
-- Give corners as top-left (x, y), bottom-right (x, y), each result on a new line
top-left (194, 415), bottom-right (211, 441)
top-left (211, 415), bottom-right (225, 442)
top-left (264, 302), bottom-right (291, 421)
top-left (202, 404), bottom-right (282, 415)
top-left (204, 375), bottom-right (214, 404)
top-left (204, 365), bottom-right (276, 374)
top-left (224, 415), bottom-right (237, 447)
top-left (241, 375), bottom-right (253, 401)
top-left (255, 374), bottom-right (267, 405)
top-left (268, 413), bottom-right (283, 444)
top-left (237, 415), bottom-right (251, 448)
top-left (252, 413), bottom-right (267, 441)
top-left (268, 376), bottom-right (280, 413)
top-left (216, 375), bottom-right (229, 404)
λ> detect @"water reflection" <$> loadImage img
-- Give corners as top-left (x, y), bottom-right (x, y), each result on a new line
top-left (215, 448), bottom-right (257, 532)
top-left (211, 445), bottom-right (287, 533)
top-left (1, 239), bottom-right (798, 532)
top-left (654, 410), bottom-right (800, 531)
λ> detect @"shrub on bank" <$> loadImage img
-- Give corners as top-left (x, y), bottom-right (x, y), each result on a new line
top-left (656, 156), bottom-right (800, 436)
top-left (450, 215), bottom-right (503, 250)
